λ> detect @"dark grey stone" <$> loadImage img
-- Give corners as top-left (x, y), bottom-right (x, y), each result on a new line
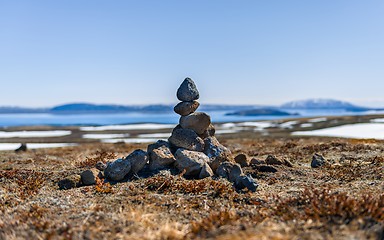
top-left (168, 126), bottom-right (204, 152)
top-left (203, 136), bottom-right (233, 172)
top-left (199, 162), bottom-right (214, 179)
top-left (311, 153), bottom-right (326, 168)
top-left (234, 153), bottom-right (249, 167)
top-left (148, 145), bottom-right (176, 171)
top-left (126, 149), bottom-right (148, 174)
top-left (216, 161), bottom-right (243, 182)
top-left (176, 78), bottom-right (199, 101)
top-left (174, 101), bottom-right (200, 116)
top-left (235, 175), bottom-right (258, 192)
top-left (104, 158), bottom-right (131, 181)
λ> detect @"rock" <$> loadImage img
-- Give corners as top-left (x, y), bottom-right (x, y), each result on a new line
top-left (104, 158), bottom-right (131, 181)
top-left (216, 162), bottom-right (243, 182)
top-left (126, 149), bottom-right (148, 174)
top-left (265, 155), bottom-right (284, 165)
top-left (147, 140), bottom-right (170, 153)
top-left (148, 145), bottom-right (176, 171)
top-left (80, 168), bottom-right (100, 186)
top-left (15, 143), bottom-right (27, 152)
top-left (168, 126), bottom-right (204, 152)
top-left (179, 112), bottom-right (211, 135)
top-left (176, 77), bottom-right (199, 101)
top-left (174, 149), bottom-right (208, 177)
top-left (311, 153), bottom-right (326, 168)
top-left (58, 174), bottom-right (81, 190)
top-left (174, 101), bottom-right (200, 116)
top-left (234, 175), bottom-right (258, 192)
top-left (95, 161), bottom-right (107, 171)
top-left (203, 136), bottom-right (233, 172)
top-left (199, 163), bottom-right (214, 179)
top-left (234, 153), bottom-right (249, 167)
top-left (250, 158), bottom-right (266, 165)
top-left (199, 123), bottom-right (216, 139)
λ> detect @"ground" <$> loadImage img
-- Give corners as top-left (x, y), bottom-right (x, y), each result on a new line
top-left (0, 115), bottom-right (383, 240)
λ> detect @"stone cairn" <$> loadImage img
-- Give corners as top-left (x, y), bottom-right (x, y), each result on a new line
top-left (60, 78), bottom-right (257, 192)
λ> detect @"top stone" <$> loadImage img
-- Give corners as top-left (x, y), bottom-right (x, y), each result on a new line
top-left (177, 78), bottom-right (200, 101)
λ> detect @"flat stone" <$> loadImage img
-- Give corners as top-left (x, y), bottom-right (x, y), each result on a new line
top-left (147, 140), bottom-right (170, 153)
top-left (179, 112), bottom-right (211, 135)
top-left (174, 101), bottom-right (200, 116)
top-left (199, 163), bottom-right (214, 179)
top-left (254, 165), bottom-right (278, 173)
top-left (176, 77), bottom-right (199, 101)
top-left (311, 153), bottom-right (326, 168)
top-left (168, 125), bottom-right (204, 152)
top-left (126, 149), bottom-right (148, 174)
top-left (104, 158), bottom-right (131, 181)
top-left (80, 168), bottom-right (99, 186)
top-left (216, 161), bottom-right (243, 182)
top-left (234, 153), bottom-right (249, 167)
top-left (174, 149), bottom-right (208, 177)
top-left (203, 136), bottom-right (233, 172)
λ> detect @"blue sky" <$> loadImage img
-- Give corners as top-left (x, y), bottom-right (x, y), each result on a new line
top-left (1, 1), bottom-right (383, 107)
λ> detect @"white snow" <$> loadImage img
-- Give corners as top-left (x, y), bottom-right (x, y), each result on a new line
top-left (82, 133), bottom-right (129, 139)
top-left (0, 143), bottom-right (78, 151)
top-left (279, 121), bottom-right (298, 129)
top-left (80, 123), bottom-right (174, 131)
top-left (371, 118), bottom-right (384, 123)
top-left (308, 117), bottom-right (327, 123)
top-left (236, 121), bottom-right (276, 128)
top-left (0, 130), bottom-right (71, 138)
top-left (300, 123), bottom-right (313, 128)
top-left (136, 133), bottom-right (171, 138)
top-left (101, 138), bottom-right (165, 144)
top-left (292, 123), bottom-right (384, 139)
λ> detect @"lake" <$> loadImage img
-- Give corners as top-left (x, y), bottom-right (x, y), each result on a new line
top-left (0, 109), bottom-right (382, 128)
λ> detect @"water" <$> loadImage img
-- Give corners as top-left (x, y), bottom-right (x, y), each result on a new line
top-left (0, 110), bottom-right (382, 128)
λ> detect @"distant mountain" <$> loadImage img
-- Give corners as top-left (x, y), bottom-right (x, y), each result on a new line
top-left (226, 108), bottom-right (297, 116)
top-left (0, 107), bottom-right (47, 113)
top-left (280, 99), bottom-right (370, 111)
top-left (50, 103), bottom-right (173, 114)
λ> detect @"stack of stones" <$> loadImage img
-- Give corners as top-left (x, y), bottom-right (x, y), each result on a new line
top-left (62, 78), bottom-right (257, 192)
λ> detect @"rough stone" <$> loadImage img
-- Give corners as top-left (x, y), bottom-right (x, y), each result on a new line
top-left (199, 123), bottom-right (216, 139)
top-left (234, 175), bottom-right (258, 192)
top-left (147, 140), bottom-right (170, 153)
top-left (199, 163), bottom-right (214, 179)
top-left (126, 149), bottom-right (148, 174)
top-left (104, 158), bottom-right (131, 181)
top-left (168, 126), bottom-right (204, 152)
top-left (58, 174), bottom-right (81, 190)
top-left (265, 155), bottom-right (284, 165)
top-left (179, 112), bottom-right (211, 135)
top-left (176, 77), bottom-right (199, 101)
top-left (311, 153), bottom-right (326, 168)
top-left (250, 158), bottom-right (266, 165)
top-left (174, 149), bottom-right (208, 177)
top-left (80, 168), bottom-right (99, 186)
top-left (148, 145), bottom-right (176, 171)
top-left (234, 153), bottom-right (249, 167)
top-left (203, 136), bottom-right (233, 172)
top-left (216, 162), bottom-right (243, 182)
top-left (174, 101), bottom-right (200, 116)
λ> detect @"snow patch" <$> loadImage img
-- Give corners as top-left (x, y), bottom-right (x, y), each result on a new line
top-left (292, 123), bottom-right (384, 139)
top-left (0, 130), bottom-right (71, 138)
top-left (80, 123), bottom-right (174, 131)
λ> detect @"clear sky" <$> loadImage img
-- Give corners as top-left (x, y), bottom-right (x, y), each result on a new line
top-left (1, 1), bottom-right (383, 107)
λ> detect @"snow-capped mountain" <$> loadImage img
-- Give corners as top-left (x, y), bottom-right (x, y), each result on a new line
top-left (280, 99), bottom-right (369, 111)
